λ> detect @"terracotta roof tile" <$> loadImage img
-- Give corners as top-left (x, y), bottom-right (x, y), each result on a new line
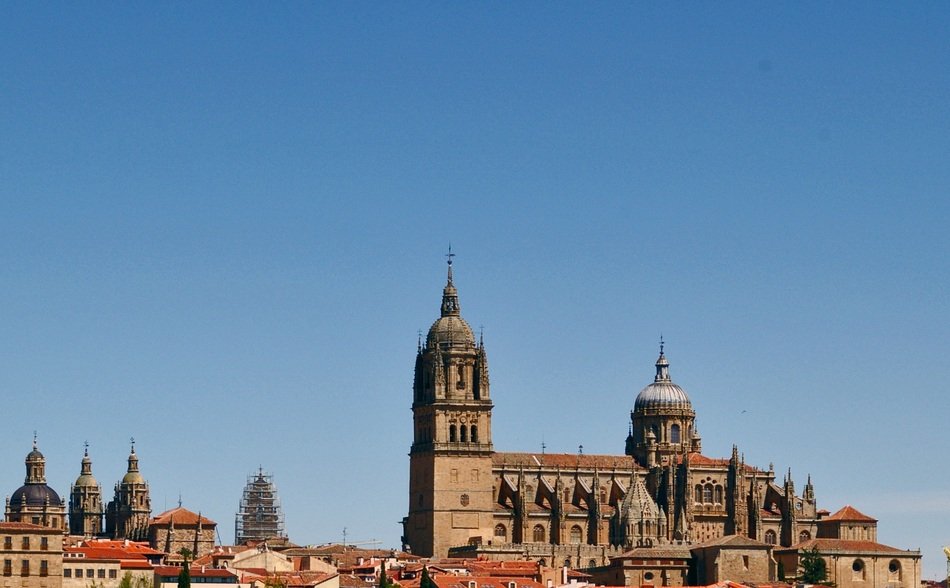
top-left (0, 521), bottom-right (61, 533)
top-left (150, 506), bottom-right (217, 526)
top-left (777, 538), bottom-right (914, 554)
top-left (822, 505), bottom-right (876, 522)
top-left (493, 452), bottom-right (638, 470)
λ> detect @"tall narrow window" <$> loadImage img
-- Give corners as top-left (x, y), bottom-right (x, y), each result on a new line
top-left (533, 525), bottom-right (545, 542)
top-left (570, 525), bottom-right (583, 544)
top-left (670, 424), bottom-right (681, 444)
top-left (764, 530), bottom-right (776, 545)
top-left (470, 425), bottom-right (478, 442)
top-left (449, 425), bottom-right (457, 442)
top-left (460, 425), bottom-right (468, 442)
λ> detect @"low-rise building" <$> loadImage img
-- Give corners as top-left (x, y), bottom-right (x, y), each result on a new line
top-left (0, 521), bottom-right (64, 588)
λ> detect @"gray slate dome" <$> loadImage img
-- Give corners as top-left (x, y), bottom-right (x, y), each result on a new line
top-left (10, 484), bottom-right (61, 507)
top-left (633, 347), bottom-right (693, 412)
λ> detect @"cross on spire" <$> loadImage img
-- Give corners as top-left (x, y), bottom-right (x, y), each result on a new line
top-left (32, 431), bottom-right (37, 449)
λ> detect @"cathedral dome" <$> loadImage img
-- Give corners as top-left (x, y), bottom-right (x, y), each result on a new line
top-left (10, 484), bottom-right (61, 507)
top-left (427, 315), bottom-right (475, 348)
top-left (633, 345), bottom-right (693, 412)
top-left (426, 255), bottom-right (476, 349)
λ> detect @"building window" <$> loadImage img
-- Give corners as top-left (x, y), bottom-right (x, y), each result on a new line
top-left (64, 568), bottom-right (72, 578)
top-left (538, 559), bottom-right (546, 567)
top-left (110, 569), bottom-right (118, 579)
top-left (888, 560), bottom-right (901, 578)
top-left (703, 484), bottom-right (713, 503)
top-left (533, 525), bottom-right (545, 543)
top-left (3, 559), bottom-right (11, 576)
top-left (852, 559), bottom-right (865, 580)
top-left (742, 555), bottom-right (749, 570)
top-left (564, 558), bottom-right (571, 568)
top-left (570, 525), bottom-right (583, 544)
top-left (20, 560), bottom-right (29, 577)
top-left (799, 530), bottom-right (811, 542)
top-left (21, 537), bottom-right (29, 549)
top-left (670, 424), bottom-right (680, 444)
top-left (40, 560), bottom-right (48, 577)
top-left (694, 485), bottom-right (702, 503)
top-left (449, 425), bottom-right (457, 442)
top-left (460, 425), bottom-right (468, 442)
top-left (715, 485), bottom-right (723, 504)
top-left (471, 425), bottom-right (478, 442)
top-left (76, 569), bottom-right (83, 578)
top-left (494, 524), bottom-right (506, 540)
top-left (31, 517), bottom-right (40, 525)
top-left (40, 537), bottom-right (48, 551)
top-left (644, 572), bottom-right (655, 581)
top-left (588, 559), bottom-right (596, 568)
top-left (98, 568), bottom-right (106, 578)
top-left (2, 537), bottom-right (10, 550)
top-left (764, 530), bottom-right (776, 545)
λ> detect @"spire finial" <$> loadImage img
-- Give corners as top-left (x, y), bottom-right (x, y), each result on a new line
top-left (33, 431), bottom-right (38, 449)
top-left (84, 440), bottom-right (89, 457)
top-left (659, 334), bottom-right (665, 356)
top-left (130, 437), bottom-right (135, 452)
top-left (178, 493), bottom-right (182, 508)
top-left (417, 330), bottom-right (423, 351)
top-left (445, 244), bottom-right (455, 284)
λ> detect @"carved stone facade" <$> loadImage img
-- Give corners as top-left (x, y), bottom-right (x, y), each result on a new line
top-left (147, 506), bottom-right (216, 558)
top-left (105, 443), bottom-right (151, 540)
top-left (69, 446), bottom-right (104, 537)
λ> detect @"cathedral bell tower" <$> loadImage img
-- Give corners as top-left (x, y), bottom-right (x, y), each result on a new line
top-left (403, 253), bottom-right (494, 557)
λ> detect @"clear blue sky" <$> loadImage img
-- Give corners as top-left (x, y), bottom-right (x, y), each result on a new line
top-left (1, 2), bottom-right (948, 578)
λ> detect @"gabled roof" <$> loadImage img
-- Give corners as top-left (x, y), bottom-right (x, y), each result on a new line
top-left (153, 565), bottom-right (237, 578)
top-left (431, 575), bottom-right (545, 588)
top-left (493, 452), bottom-right (638, 470)
top-left (777, 538), bottom-right (915, 555)
top-left (822, 505), bottom-right (876, 523)
top-left (150, 506), bottom-right (217, 527)
top-left (693, 534), bottom-right (770, 549)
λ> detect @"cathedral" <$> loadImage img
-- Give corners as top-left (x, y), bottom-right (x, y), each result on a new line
top-left (401, 259), bottom-right (908, 579)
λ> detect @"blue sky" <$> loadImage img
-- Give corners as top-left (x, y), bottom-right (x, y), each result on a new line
top-left (1, 2), bottom-right (949, 578)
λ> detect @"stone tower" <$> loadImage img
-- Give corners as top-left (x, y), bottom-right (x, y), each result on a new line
top-left (235, 468), bottom-right (287, 544)
top-left (106, 441), bottom-right (151, 540)
top-left (625, 342), bottom-right (699, 467)
top-left (403, 255), bottom-right (494, 557)
top-left (4, 437), bottom-right (67, 531)
top-left (69, 445), bottom-right (104, 536)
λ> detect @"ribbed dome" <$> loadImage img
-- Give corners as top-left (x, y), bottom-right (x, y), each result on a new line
top-left (27, 448), bottom-right (44, 460)
top-left (10, 484), bottom-right (61, 507)
top-left (74, 451), bottom-right (98, 487)
top-left (427, 256), bottom-right (476, 349)
top-left (427, 315), bottom-right (475, 348)
top-left (122, 470), bottom-right (145, 484)
top-left (633, 347), bottom-right (693, 412)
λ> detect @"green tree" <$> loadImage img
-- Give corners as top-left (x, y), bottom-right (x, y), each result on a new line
top-left (799, 547), bottom-right (830, 585)
top-left (379, 564), bottom-right (393, 588)
top-left (420, 566), bottom-right (434, 588)
top-left (178, 548), bottom-right (193, 588)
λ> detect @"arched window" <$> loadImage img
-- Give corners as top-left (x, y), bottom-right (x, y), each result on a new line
top-left (470, 425), bottom-right (478, 442)
top-left (533, 525), bottom-right (545, 542)
top-left (670, 424), bottom-right (681, 444)
top-left (764, 530), bottom-right (777, 545)
top-left (538, 559), bottom-right (546, 567)
top-left (564, 559), bottom-right (571, 568)
top-left (852, 559), bottom-right (865, 580)
top-left (588, 560), bottom-right (596, 568)
top-left (703, 484), bottom-right (713, 503)
top-left (494, 524), bottom-right (506, 540)
top-left (695, 485), bottom-right (703, 503)
top-left (570, 525), bottom-right (583, 544)
top-left (449, 425), bottom-right (457, 442)
top-left (460, 425), bottom-right (468, 442)
top-left (799, 530), bottom-right (811, 542)
top-left (715, 485), bottom-right (723, 504)
top-left (888, 560), bottom-right (901, 579)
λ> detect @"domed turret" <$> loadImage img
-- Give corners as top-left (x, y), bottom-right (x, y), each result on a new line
top-left (626, 340), bottom-right (698, 467)
top-left (122, 444), bottom-right (145, 484)
top-left (74, 446), bottom-right (98, 487)
top-left (5, 436), bottom-right (67, 530)
top-left (70, 444), bottom-right (104, 537)
top-left (426, 254), bottom-right (476, 349)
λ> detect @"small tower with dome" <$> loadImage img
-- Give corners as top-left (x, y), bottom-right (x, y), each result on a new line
top-left (4, 436), bottom-right (67, 531)
top-left (625, 341), bottom-right (699, 467)
top-left (105, 440), bottom-right (151, 540)
top-left (69, 444), bottom-right (104, 537)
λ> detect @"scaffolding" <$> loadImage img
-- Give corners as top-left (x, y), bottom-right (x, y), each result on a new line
top-left (235, 468), bottom-right (287, 545)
